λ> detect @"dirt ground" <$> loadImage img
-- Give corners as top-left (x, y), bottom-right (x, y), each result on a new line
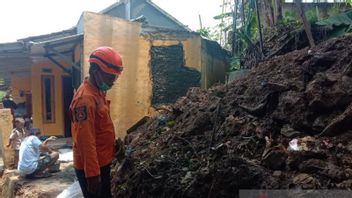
top-left (0, 160), bottom-right (75, 198)
top-left (0, 139), bottom-right (75, 198)
top-left (112, 34), bottom-right (352, 197)
top-left (14, 161), bottom-right (75, 198)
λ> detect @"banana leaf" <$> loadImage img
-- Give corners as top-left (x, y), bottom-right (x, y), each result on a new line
top-left (316, 10), bottom-right (352, 38)
top-left (316, 10), bottom-right (352, 27)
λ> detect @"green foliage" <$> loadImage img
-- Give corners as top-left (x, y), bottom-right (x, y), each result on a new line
top-left (347, 0), bottom-right (352, 7)
top-left (214, 12), bottom-right (232, 20)
top-left (212, 0), bottom-right (259, 71)
top-left (306, 9), bottom-right (319, 24)
top-left (228, 1), bottom-right (259, 71)
top-left (0, 91), bottom-right (6, 99)
top-left (279, 10), bottom-right (301, 28)
top-left (196, 27), bottom-right (218, 40)
top-left (328, 3), bottom-right (344, 17)
top-left (196, 27), bottom-right (211, 38)
top-left (230, 56), bottom-right (241, 71)
top-left (283, 11), bottom-right (298, 24)
top-left (212, 0), bottom-right (352, 72)
top-left (242, 10), bottom-right (258, 40)
top-left (316, 10), bottom-right (352, 38)
top-left (317, 10), bottom-right (352, 26)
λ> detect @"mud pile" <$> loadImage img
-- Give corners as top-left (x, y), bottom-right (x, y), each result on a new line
top-left (112, 34), bottom-right (352, 198)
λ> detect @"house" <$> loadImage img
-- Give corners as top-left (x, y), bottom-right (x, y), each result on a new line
top-left (0, 0), bottom-right (229, 140)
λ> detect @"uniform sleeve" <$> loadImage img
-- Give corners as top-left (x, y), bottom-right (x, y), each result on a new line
top-left (72, 96), bottom-right (100, 178)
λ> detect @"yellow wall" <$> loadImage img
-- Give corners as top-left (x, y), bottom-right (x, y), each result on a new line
top-left (31, 60), bottom-right (70, 136)
top-left (0, 109), bottom-right (15, 168)
top-left (183, 36), bottom-right (202, 71)
top-left (82, 12), bottom-right (152, 138)
top-left (11, 76), bottom-right (31, 104)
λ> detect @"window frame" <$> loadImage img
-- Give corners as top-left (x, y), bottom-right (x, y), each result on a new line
top-left (41, 75), bottom-right (55, 123)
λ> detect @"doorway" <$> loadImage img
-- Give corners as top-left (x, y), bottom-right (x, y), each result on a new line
top-left (62, 76), bottom-right (74, 137)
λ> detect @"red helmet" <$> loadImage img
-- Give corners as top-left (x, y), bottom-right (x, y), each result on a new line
top-left (88, 46), bottom-right (123, 75)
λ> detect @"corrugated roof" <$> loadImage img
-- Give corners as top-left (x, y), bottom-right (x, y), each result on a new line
top-left (18, 27), bottom-right (77, 43)
top-left (0, 42), bottom-right (26, 54)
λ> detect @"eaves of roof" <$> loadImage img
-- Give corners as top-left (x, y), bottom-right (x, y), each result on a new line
top-left (17, 27), bottom-right (77, 43)
top-left (0, 42), bottom-right (27, 54)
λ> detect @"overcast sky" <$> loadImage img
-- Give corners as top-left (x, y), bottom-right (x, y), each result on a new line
top-left (0, 0), bottom-right (222, 43)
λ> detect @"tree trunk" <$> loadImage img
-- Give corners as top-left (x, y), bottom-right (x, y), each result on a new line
top-left (274, 0), bottom-right (283, 24)
top-left (263, 0), bottom-right (275, 27)
top-left (255, 0), bottom-right (264, 58)
top-left (219, 0), bottom-right (226, 46)
top-left (198, 14), bottom-right (203, 30)
top-left (232, 0), bottom-right (239, 56)
top-left (295, 0), bottom-right (316, 47)
top-left (241, 0), bottom-right (246, 26)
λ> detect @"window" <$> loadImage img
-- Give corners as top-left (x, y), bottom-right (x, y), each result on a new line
top-left (42, 75), bottom-right (55, 123)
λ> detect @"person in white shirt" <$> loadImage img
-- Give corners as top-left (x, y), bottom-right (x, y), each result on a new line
top-left (18, 128), bottom-right (59, 178)
top-left (6, 117), bottom-right (26, 168)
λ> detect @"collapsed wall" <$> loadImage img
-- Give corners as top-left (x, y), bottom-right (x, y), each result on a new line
top-left (111, 34), bottom-right (352, 197)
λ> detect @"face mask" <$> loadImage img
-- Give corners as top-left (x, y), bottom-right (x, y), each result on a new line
top-left (97, 83), bottom-right (112, 91)
top-left (94, 71), bottom-right (113, 91)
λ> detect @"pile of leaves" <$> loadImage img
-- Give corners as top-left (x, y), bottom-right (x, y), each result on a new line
top-left (111, 34), bottom-right (352, 198)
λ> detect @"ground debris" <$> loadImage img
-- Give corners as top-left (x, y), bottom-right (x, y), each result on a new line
top-left (112, 35), bottom-right (352, 197)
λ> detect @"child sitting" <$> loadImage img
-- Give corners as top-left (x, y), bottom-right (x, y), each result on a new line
top-left (6, 117), bottom-right (26, 169)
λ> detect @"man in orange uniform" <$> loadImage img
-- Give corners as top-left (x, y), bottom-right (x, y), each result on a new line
top-left (70, 46), bottom-right (123, 198)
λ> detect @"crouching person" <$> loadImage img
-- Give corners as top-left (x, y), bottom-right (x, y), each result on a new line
top-left (18, 128), bottom-right (59, 179)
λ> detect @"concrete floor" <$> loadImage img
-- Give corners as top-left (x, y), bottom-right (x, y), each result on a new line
top-left (47, 137), bottom-right (72, 149)
top-left (0, 156), bottom-right (3, 173)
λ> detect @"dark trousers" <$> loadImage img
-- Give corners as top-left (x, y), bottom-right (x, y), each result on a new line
top-left (75, 164), bottom-right (112, 198)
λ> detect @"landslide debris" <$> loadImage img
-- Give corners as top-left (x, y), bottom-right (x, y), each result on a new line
top-left (112, 34), bottom-right (352, 198)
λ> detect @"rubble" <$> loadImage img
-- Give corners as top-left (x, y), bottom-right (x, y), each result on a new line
top-left (111, 34), bottom-right (352, 197)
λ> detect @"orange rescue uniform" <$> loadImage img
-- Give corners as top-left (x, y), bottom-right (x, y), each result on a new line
top-left (69, 78), bottom-right (115, 177)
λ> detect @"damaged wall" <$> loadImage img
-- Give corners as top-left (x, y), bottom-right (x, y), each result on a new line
top-left (150, 44), bottom-right (200, 105)
top-left (82, 12), bottom-right (152, 138)
top-left (80, 12), bottom-right (227, 138)
top-left (145, 32), bottom-right (227, 89)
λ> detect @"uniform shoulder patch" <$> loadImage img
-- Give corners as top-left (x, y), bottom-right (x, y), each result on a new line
top-left (74, 106), bottom-right (88, 122)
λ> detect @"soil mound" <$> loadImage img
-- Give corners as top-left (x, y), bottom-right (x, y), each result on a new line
top-left (112, 34), bottom-right (352, 198)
